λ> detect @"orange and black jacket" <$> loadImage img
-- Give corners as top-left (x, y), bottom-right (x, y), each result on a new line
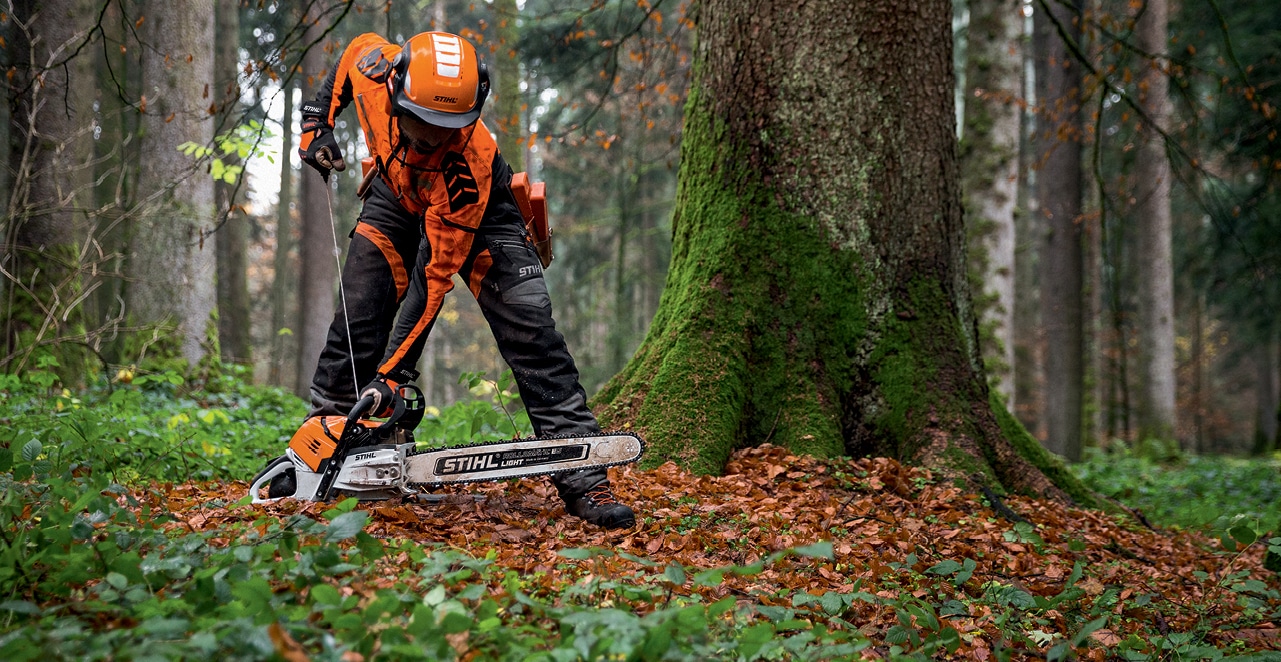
top-left (308, 33), bottom-right (517, 384)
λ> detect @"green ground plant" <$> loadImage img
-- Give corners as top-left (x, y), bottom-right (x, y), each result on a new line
top-left (0, 372), bottom-right (1279, 659)
top-left (1073, 445), bottom-right (1281, 533)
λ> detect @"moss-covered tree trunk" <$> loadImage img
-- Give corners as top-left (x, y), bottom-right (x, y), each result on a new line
top-left (594, 0), bottom-right (1080, 501)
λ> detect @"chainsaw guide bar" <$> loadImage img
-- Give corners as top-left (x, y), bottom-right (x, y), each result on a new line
top-left (250, 430), bottom-right (644, 504)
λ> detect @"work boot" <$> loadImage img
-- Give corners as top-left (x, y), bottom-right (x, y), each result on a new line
top-left (563, 482), bottom-right (636, 530)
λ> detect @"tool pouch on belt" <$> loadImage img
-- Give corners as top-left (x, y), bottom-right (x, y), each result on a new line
top-left (357, 156), bottom-right (379, 200)
top-left (510, 172), bottom-right (553, 268)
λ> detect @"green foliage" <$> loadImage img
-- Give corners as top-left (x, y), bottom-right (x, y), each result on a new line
top-left (415, 371), bottom-right (534, 448)
top-left (0, 370), bottom-right (305, 484)
top-left (1, 378), bottom-right (1278, 659)
top-left (177, 120), bottom-right (275, 184)
top-left (1073, 446), bottom-right (1281, 532)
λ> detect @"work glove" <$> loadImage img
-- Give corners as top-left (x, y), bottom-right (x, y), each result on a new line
top-left (359, 377), bottom-right (398, 418)
top-left (298, 101), bottom-right (346, 179)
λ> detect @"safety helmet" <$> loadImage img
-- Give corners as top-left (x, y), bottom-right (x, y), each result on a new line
top-left (389, 32), bottom-right (489, 129)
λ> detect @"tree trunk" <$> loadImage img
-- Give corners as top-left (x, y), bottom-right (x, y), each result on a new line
top-left (1133, 0), bottom-right (1176, 444)
top-left (214, 0), bottom-right (252, 367)
top-left (270, 80), bottom-right (298, 388)
top-left (1013, 6), bottom-right (1041, 435)
top-left (294, 11), bottom-right (336, 397)
top-left (594, 0), bottom-right (1086, 502)
top-left (492, 0), bottom-right (524, 172)
top-left (1033, 0), bottom-right (1085, 461)
top-left (128, 0), bottom-right (217, 367)
top-left (1254, 330), bottom-right (1279, 455)
top-left (2, 0), bottom-right (95, 382)
top-left (960, 0), bottom-right (1023, 404)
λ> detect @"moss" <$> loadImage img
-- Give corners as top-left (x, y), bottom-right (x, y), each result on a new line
top-left (1, 243), bottom-right (93, 386)
top-left (991, 390), bottom-right (1109, 510)
top-left (594, 77), bottom-right (867, 471)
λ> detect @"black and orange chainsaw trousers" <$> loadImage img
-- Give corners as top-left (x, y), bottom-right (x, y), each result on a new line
top-left (306, 174), bottom-right (605, 497)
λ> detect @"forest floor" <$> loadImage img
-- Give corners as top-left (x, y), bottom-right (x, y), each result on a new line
top-left (163, 444), bottom-right (1281, 659)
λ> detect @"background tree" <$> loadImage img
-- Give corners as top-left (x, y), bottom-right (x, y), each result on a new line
top-left (126, 0), bottom-right (218, 367)
top-left (1032, 0), bottom-right (1085, 461)
top-left (214, 0), bottom-right (253, 367)
top-left (1, 0), bottom-right (96, 382)
top-left (293, 6), bottom-right (337, 397)
top-left (1132, 0), bottom-right (1177, 444)
top-left (959, 0), bottom-right (1024, 405)
top-left (593, 0), bottom-right (1079, 500)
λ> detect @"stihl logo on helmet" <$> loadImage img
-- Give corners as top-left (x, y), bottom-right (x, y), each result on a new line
top-left (390, 31), bottom-right (489, 130)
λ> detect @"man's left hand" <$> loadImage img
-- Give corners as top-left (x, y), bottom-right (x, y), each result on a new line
top-left (359, 378), bottom-right (398, 418)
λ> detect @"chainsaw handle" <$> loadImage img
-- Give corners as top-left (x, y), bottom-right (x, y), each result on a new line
top-left (348, 394), bottom-right (377, 427)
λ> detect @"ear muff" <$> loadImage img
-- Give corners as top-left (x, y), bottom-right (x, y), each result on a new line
top-left (474, 60), bottom-right (490, 113)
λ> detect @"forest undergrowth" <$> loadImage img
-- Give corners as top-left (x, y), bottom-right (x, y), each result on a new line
top-left (0, 370), bottom-right (1279, 660)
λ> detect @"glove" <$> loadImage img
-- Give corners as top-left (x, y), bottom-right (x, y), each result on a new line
top-left (298, 102), bottom-right (346, 178)
top-left (359, 377), bottom-right (398, 418)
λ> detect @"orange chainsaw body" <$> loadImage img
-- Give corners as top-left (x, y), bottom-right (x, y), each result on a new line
top-left (288, 416), bottom-right (381, 472)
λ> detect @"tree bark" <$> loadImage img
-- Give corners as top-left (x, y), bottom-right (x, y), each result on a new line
top-left (492, 0), bottom-right (524, 172)
top-left (594, 0), bottom-right (1084, 502)
top-left (127, 0), bottom-right (217, 368)
top-left (1133, 0), bottom-right (1177, 444)
top-left (214, 0), bottom-right (252, 367)
top-left (294, 11), bottom-right (336, 397)
top-left (270, 80), bottom-right (298, 388)
top-left (1254, 331), bottom-right (1279, 455)
top-left (1033, 0), bottom-right (1085, 461)
top-left (961, 0), bottom-right (1023, 405)
top-left (2, 0), bottom-right (96, 382)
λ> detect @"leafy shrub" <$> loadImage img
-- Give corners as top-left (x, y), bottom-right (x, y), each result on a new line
top-left (414, 371), bottom-right (534, 448)
top-left (0, 370), bottom-right (305, 484)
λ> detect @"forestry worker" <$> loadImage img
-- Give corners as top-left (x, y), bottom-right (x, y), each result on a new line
top-left (283, 31), bottom-right (634, 529)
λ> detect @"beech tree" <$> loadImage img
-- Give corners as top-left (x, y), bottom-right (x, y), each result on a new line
top-left (1133, 0), bottom-right (1177, 444)
top-left (594, 0), bottom-right (1085, 500)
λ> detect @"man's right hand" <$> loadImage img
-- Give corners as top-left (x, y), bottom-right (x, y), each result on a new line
top-left (298, 102), bottom-right (346, 178)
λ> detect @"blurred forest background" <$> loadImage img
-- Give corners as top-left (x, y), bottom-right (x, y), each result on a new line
top-left (0, 0), bottom-right (1277, 459)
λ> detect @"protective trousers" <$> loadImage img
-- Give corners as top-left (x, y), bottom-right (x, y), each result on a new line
top-left (308, 176), bottom-right (606, 497)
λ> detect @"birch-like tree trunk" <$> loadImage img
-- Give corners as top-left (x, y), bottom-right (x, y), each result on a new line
top-left (128, 0), bottom-right (217, 367)
top-left (1133, 0), bottom-right (1177, 444)
top-left (961, 0), bottom-right (1024, 405)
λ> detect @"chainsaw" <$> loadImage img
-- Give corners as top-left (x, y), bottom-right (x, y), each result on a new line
top-left (249, 385), bottom-right (644, 503)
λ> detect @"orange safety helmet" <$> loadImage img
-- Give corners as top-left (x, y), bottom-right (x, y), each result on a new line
top-left (388, 32), bottom-right (489, 129)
